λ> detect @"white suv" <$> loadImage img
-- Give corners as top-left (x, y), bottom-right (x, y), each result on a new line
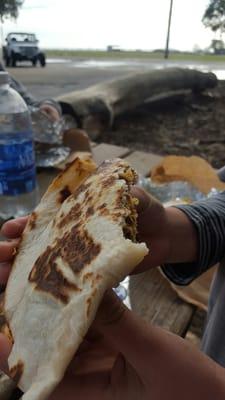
top-left (3, 32), bottom-right (46, 68)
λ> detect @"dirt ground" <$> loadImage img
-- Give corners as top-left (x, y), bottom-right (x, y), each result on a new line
top-left (97, 81), bottom-right (225, 169)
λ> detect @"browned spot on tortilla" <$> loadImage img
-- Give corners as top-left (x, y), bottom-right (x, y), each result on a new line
top-left (111, 212), bottom-right (124, 222)
top-left (0, 296), bottom-right (13, 342)
top-left (74, 181), bottom-right (91, 198)
top-left (58, 185), bottom-right (71, 204)
top-left (29, 225), bottom-right (101, 303)
top-left (86, 206), bottom-right (95, 218)
top-left (86, 288), bottom-right (98, 317)
top-left (10, 361), bottom-right (24, 385)
top-left (91, 274), bottom-right (103, 288)
top-left (85, 195), bottom-right (94, 206)
top-left (0, 312), bottom-right (12, 341)
top-left (115, 189), bottom-right (125, 209)
top-left (83, 272), bottom-right (94, 283)
top-left (101, 176), bottom-right (116, 188)
top-left (98, 207), bottom-right (110, 217)
top-left (57, 203), bottom-right (82, 229)
top-left (86, 297), bottom-right (92, 318)
top-left (28, 212), bottom-right (37, 230)
top-left (61, 225), bottom-right (101, 273)
top-left (82, 189), bottom-right (95, 205)
top-left (98, 203), bottom-right (106, 210)
top-left (29, 246), bottom-right (82, 304)
top-left (58, 157), bottom-right (94, 180)
top-left (83, 273), bottom-right (102, 288)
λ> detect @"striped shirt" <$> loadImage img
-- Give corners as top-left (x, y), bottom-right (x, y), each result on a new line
top-left (162, 191), bottom-right (225, 366)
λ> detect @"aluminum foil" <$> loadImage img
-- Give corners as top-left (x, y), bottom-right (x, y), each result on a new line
top-left (31, 108), bottom-right (65, 144)
top-left (35, 145), bottom-right (71, 168)
top-left (138, 177), bottom-right (220, 204)
top-left (113, 277), bottom-right (130, 308)
top-left (31, 108), bottom-right (75, 168)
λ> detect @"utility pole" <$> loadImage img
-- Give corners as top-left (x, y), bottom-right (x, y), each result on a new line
top-left (165, 0), bottom-right (174, 59)
top-left (0, 20), bottom-right (4, 60)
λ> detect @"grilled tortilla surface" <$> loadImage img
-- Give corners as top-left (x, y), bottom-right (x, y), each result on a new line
top-left (4, 158), bottom-right (148, 400)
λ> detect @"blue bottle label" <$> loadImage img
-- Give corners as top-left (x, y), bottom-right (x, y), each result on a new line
top-left (0, 138), bottom-right (36, 196)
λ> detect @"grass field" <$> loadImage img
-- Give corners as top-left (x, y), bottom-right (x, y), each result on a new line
top-left (45, 49), bottom-right (225, 62)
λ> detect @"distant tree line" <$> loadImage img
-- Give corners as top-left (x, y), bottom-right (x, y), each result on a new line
top-left (203, 1), bottom-right (225, 54)
top-left (0, 0), bottom-right (23, 22)
top-left (203, 0), bottom-right (225, 34)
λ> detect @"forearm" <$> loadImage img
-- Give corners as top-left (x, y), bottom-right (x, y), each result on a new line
top-left (162, 193), bottom-right (225, 284)
top-left (165, 206), bottom-right (198, 263)
top-left (100, 296), bottom-right (225, 400)
top-left (144, 322), bottom-right (225, 399)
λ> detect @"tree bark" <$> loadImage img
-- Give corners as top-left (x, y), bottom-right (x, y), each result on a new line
top-left (57, 68), bottom-right (217, 139)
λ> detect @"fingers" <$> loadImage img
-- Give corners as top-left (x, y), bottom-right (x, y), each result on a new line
top-left (50, 371), bottom-right (109, 400)
top-left (0, 240), bottom-right (19, 263)
top-left (0, 217), bottom-right (27, 287)
top-left (0, 333), bottom-right (12, 373)
top-left (0, 247), bottom-right (17, 286)
top-left (95, 291), bottom-right (153, 375)
top-left (70, 330), bottom-right (117, 376)
top-left (0, 263), bottom-right (11, 285)
top-left (1, 217), bottom-right (28, 239)
top-left (132, 186), bottom-right (163, 236)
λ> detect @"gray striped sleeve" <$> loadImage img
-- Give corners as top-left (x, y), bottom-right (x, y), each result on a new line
top-left (161, 191), bottom-right (225, 286)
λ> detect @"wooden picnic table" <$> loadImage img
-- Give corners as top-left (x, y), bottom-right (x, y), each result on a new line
top-left (37, 142), bottom-right (196, 338)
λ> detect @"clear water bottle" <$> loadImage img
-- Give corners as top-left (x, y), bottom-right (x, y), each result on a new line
top-left (0, 71), bottom-right (39, 219)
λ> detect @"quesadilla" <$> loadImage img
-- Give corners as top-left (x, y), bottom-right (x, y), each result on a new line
top-left (3, 157), bottom-right (148, 400)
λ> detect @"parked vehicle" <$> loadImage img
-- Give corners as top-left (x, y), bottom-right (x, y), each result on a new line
top-left (2, 32), bottom-right (46, 68)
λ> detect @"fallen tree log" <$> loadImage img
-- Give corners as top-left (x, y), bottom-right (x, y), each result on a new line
top-left (57, 67), bottom-right (217, 139)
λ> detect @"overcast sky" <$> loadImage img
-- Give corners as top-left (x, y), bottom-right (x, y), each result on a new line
top-left (1, 0), bottom-right (216, 51)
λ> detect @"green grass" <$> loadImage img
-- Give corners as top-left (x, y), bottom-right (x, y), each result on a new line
top-left (45, 49), bottom-right (225, 62)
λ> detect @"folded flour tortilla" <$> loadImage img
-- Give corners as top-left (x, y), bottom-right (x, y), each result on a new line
top-left (3, 157), bottom-right (148, 400)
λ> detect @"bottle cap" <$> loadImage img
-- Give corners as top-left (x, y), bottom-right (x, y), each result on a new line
top-left (0, 71), bottom-right (9, 85)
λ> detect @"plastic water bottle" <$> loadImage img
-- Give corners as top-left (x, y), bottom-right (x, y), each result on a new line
top-left (0, 71), bottom-right (39, 219)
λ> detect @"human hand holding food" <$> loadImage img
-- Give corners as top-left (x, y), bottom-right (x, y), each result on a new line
top-left (0, 217), bottom-right (28, 285)
top-left (1, 289), bottom-right (224, 400)
top-left (0, 217), bottom-right (28, 381)
top-left (133, 186), bottom-right (198, 272)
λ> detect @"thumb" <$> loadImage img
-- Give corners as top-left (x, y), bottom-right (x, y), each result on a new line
top-left (132, 186), bottom-right (152, 215)
top-left (0, 334), bottom-right (12, 374)
top-left (95, 291), bottom-right (153, 374)
top-left (132, 186), bottom-right (164, 236)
